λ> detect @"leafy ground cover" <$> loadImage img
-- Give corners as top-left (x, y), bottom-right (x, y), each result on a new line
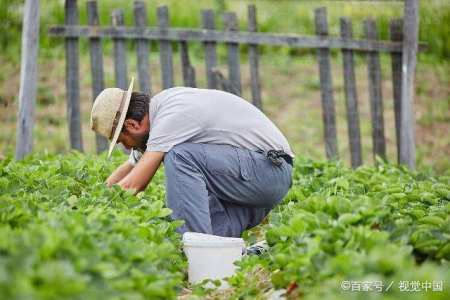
top-left (1, 153), bottom-right (449, 299)
top-left (218, 158), bottom-right (450, 300)
top-left (0, 152), bottom-right (185, 299)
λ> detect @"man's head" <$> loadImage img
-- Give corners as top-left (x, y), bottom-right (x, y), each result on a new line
top-left (118, 92), bottom-right (150, 152)
top-left (90, 78), bottom-right (151, 156)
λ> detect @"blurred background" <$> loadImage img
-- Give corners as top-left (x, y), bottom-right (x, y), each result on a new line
top-left (0, 0), bottom-right (448, 174)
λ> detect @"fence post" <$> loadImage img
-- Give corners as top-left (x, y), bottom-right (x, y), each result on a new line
top-left (314, 7), bottom-right (338, 160)
top-left (224, 12), bottom-right (242, 96)
top-left (390, 19), bottom-right (403, 164)
top-left (202, 10), bottom-right (218, 89)
top-left (180, 41), bottom-right (197, 87)
top-left (247, 5), bottom-right (262, 110)
top-left (87, 0), bottom-right (108, 153)
top-left (340, 17), bottom-right (362, 168)
top-left (15, 0), bottom-right (40, 159)
top-left (65, 0), bottom-right (83, 151)
top-left (134, 1), bottom-right (152, 95)
top-left (211, 68), bottom-right (234, 93)
top-left (111, 9), bottom-right (128, 90)
top-left (364, 19), bottom-right (386, 162)
top-left (157, 6), bottom-right (174, 89)
top-left (400, 0), bottom-right (418, 169)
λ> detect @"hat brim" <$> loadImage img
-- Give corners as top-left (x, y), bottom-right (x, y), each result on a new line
top-left (107, 77), bottom-right (134, 158)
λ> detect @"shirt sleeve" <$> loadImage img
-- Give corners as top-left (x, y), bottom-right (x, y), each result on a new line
top-left (146, 110), bottom-right (203, 153)
top-left (128, 149), bottom-right (143, 166)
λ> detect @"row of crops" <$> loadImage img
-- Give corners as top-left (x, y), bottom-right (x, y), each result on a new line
top-left (0, 152), bottom-right (449, 299)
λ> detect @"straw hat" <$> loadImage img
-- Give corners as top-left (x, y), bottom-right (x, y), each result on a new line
top-left (90, 77), bottom-right (134, 158)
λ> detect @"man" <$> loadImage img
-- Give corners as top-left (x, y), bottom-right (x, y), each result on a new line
top-left (90, 78), bottom-right (294, 238)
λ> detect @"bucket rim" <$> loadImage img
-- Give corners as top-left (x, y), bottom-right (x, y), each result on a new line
top-left (182, 232), bottom-right (244, 243)
top-left (183, 241), bottom-right (245, 248)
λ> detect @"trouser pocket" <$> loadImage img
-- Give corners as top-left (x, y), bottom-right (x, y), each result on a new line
top-left (205, 144), bottom-right (253, 181)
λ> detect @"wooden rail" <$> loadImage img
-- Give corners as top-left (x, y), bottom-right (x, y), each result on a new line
top-left (49, 26), bottom-right (426, 53)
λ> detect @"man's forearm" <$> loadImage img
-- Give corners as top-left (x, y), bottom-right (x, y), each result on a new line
top-left (117, 152), bottom-right (165, 194)
top-left (106, 161), bottom-right (134, 187)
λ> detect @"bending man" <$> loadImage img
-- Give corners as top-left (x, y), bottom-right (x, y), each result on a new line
top-left (90, 79), bottom-right (294, 238)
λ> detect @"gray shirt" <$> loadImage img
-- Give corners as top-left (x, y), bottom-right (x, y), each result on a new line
top-left (128, 87), bottom-right (294, 165)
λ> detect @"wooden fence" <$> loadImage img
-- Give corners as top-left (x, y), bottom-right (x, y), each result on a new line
top-left (18, 0), bottom-right (422, 168)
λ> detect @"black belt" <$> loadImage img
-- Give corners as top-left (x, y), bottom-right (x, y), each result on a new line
top-left (256, 149), bottom-right (293, 167)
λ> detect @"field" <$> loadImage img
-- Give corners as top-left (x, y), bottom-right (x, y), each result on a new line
top-left (1, 152), bottom-right (449, 299)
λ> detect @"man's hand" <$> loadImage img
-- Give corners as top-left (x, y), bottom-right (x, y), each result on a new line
top-left (116, 151), bottom-right (165, 194)
top-left (106, 161), bottom-right (134, 187)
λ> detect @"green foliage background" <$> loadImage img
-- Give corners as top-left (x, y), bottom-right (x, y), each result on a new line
top-left (1, 0), bottom-right (449, 62)
top-left (0, 1), bottom-right (448, 173)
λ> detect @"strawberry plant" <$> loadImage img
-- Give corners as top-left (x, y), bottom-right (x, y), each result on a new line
top-left (227, 158), bottom-right (449, 299)
top-left (1, 153), bottom-right (449, 299)
top-left (0, 152), bottom-right (186, 299)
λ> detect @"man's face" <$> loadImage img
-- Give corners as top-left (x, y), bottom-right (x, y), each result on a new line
top-left (117, 114), bottom-right (150, 152)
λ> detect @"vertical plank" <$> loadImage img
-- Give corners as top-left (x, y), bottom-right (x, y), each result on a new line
top-left (111, 9), bottom-right (130, 157)
top-left (340, 17), bottom-right (362, 168)
top-left (15, 0), bottom-right (40, 159)
top-left (364, 19), bottom-right (386, 161)
top-left (224, 12), bottom-right (242, 96)
top-left (247, 4), bottom-right (262, 110)
top-left (201, 9), bottom-right (217, 89)
top-left (314, 7), bottom-right (338, 160)
top-left (87, 0), bottom-right (108, 153)
top-left (180, 41), bottom-right (196, 87)
top-left (134, 1), bottom-right (151, 95)
top-left (400, 0), bottom-right (418, 169)
top-left (111, 9), bottom-right (128, 90)
top-left (390, 19), bottom-right (403, 164)
top-left (65, 0), bottom-right (83, 151)
top-left (157, 6), bottom-right (174, 89)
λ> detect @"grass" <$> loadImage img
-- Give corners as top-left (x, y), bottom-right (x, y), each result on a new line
top-left (0, 0), bottom-right (448, 174)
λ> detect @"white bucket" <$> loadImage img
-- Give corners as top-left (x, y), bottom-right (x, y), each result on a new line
top-left (182, 232), bottom-right (245, 288)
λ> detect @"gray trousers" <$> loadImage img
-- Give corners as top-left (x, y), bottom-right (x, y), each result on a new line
top-left (163, 143), bottom-right (293, 237)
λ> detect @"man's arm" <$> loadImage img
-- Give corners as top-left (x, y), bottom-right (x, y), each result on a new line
top-left (116, 151), bottom-right (165, 194)
top-left (106, 161), bottom-right (134, 187)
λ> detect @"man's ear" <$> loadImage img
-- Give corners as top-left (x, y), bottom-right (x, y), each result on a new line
top-left (123, 119), bottom-right (140, 131)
